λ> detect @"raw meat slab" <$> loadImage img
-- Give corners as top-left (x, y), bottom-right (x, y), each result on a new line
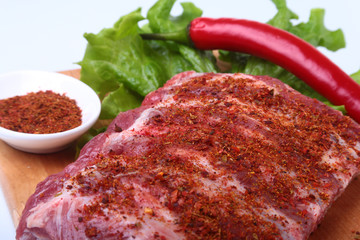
top-left (17, 72), bottom-right (360, 239)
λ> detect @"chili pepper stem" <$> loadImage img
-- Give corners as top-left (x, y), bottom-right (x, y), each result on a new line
top-left (140, 29), bottom-right (190, 46)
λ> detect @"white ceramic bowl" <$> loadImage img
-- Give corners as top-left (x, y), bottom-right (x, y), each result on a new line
top-left (0, 70), bottom-right (101, 154)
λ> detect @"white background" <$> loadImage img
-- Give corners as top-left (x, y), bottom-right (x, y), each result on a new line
top-left (0, 0), bottom-right (359, 239)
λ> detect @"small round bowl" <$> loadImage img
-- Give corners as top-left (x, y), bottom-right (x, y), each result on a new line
top-left (0, 70), bottom-right (101, 154)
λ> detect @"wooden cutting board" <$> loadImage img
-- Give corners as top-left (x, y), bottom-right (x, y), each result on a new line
top-left (0, 69), bottom-right (359, 239)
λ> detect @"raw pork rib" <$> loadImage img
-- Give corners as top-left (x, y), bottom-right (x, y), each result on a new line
top-left (17, 72), bottom-right (360, 239)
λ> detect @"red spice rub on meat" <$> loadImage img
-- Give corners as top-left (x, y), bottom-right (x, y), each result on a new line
top-left (17, 72), bottom-right (360, 240)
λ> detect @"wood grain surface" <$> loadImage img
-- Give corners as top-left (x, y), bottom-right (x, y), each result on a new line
top-left (0, 69), bottom-right (359, 239)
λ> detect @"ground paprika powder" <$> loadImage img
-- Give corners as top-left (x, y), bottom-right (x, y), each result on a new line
top-left (0, 90), bottom-right (82, 134)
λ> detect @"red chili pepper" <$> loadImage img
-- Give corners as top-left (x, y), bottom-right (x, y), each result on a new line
top-left (141, 17), bottom-right (360, 123)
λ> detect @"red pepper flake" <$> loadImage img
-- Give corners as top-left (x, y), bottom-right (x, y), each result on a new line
top-left (0, 90), bottom-right (82, 134)
top-left (319, 192), bottom-right (330, 201)
top-left (144, 207), bottom-right (154, 216)
top-left (154, 232), bottom-right (166, 240)
top-left (353, 230), bottom-right (360, 240)
top-left (85, 226), bottom-right (98, 238)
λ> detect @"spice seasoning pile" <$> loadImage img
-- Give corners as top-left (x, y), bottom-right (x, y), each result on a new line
top-left (0, 90), bottom-right (82, 134)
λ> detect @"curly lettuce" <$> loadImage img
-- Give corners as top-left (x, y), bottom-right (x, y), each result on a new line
top-left (78, 0), bottom-right (217, 120)
top-left (78, 0), bottom-right (358, 133)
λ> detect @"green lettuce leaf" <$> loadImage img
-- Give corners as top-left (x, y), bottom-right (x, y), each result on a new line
top-left (351, 69), bottom-right (360, 84)
top-left (78, 0), bottom-right (217, 120)
top-left (100, 84), bottom-right (143, 119)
